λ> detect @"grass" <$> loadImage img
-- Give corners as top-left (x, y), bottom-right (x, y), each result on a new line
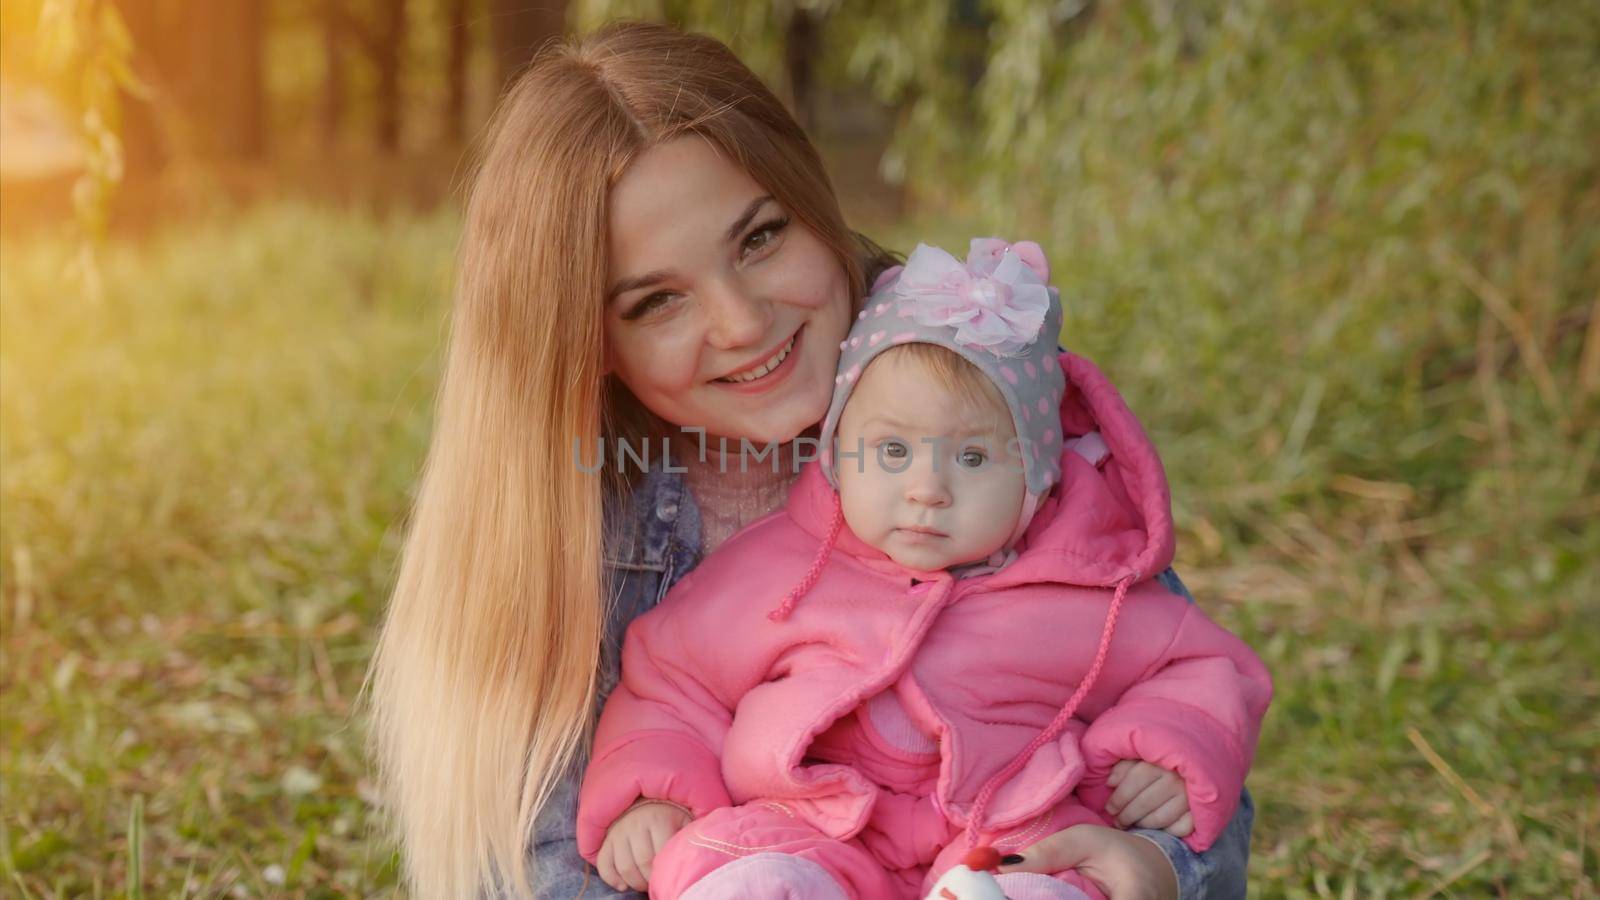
top-left (2, 165), bottom-right (1596, 900)
top-left (1, 205), bottom-right (452, 896)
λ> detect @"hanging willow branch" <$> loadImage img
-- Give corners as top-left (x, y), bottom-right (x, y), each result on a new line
top-left (36, 0), bottom-right (143, 300)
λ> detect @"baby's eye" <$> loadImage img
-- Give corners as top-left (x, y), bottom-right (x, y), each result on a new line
top-left (958, 448), bottom-right (987, 469)
top-left (882, 439), bottom-right (909, 459)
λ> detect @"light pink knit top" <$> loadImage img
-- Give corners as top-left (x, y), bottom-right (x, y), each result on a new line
top-left (670, 432), bottom-right (805, 559)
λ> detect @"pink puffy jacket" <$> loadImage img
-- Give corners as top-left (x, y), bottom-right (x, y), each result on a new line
top-left (577, 352), bottom-right (1272, 861)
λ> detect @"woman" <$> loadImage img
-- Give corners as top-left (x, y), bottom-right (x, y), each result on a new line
top-left (366, 21), bottom-right (1253, 899)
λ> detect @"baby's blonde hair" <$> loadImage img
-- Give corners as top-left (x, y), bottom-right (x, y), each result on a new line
top-left (873, 342), bottom-right (1013, 432)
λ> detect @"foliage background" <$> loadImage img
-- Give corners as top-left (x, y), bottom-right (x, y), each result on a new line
top-left (2, 0), bottom-right (1596, 895)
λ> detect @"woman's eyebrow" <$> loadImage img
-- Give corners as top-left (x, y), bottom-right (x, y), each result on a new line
top-left (723, 195), bottom-right (774, 243)
top-left (607, 195), bottom-right (777, 305)
top-left (608, 269), bottom-right (671, 304)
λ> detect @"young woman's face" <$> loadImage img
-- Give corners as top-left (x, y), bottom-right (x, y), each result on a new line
top-left (604, 136), bottom-right (853, 446)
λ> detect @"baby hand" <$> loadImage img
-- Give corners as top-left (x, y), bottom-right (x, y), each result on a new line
top-left (596, 798), bottom-right (693, 892)
top-left (1105, 760), bottom-right (1192, 836)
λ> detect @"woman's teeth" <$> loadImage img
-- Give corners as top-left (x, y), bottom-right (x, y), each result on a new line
top-left (717, 334), bottom-right (796, 384)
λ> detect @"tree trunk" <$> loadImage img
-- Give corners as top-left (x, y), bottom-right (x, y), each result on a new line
top-left (113, 0), bottom-right (264, 163)
top-left (183, 0), bottom-right (266, 158)
top-left (322, 0), bottom-right (346, 149)
top-left (374, 0), bottom-right (406, 153)
top-left (217, 0), bottom-right (265, 158)
top-left (110, 0), bottom-right (169, 174)
top-left (489, 0), bottom-right (567, 93)
top-left (784, 7), bottom-right (819, 133)
top-left (445, 0), bottom-right (470, 143)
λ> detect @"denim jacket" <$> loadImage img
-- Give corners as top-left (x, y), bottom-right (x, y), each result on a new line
top-left (523, 460), bottom-right (1254, 899)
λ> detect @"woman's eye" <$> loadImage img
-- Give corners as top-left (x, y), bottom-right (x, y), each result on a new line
top-left (741, 216), bottom-right (790, 258)
top-left (959, 449), bottom-right (987, 468)
top-left (882, 440), bottom-right (908, 459)
top-left (624, 292), bottom-right (675, 320)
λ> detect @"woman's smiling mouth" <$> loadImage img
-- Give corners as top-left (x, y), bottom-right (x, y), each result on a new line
top-left (712, 327), bottom-right (802, 389)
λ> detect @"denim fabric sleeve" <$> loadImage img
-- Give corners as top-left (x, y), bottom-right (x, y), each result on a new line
top-left (1156, 566), bottom-right (1197, 604)
top-left (1132, 787), bottom-right (1254, 900)
top-left (522, 560), bottom-right (655, 900)
top-left (522, 585), bottom-right (663, 893)
top-left (1135, 568), bottom-right (1253, 899)
top-left (520, 747), bottom-right (644, 899)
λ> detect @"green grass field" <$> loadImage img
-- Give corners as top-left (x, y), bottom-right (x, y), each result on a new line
top-left (1, 197), bottom-right (1595, 897)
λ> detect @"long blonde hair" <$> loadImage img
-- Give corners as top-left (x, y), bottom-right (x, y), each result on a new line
top-left (365, 21), bottom-right (894, 898)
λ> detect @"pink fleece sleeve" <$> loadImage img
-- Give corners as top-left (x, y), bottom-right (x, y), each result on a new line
top-left (575, 592), bottom-right (738, 862)
top-left (1077, 603), bottom-right (1273, 852)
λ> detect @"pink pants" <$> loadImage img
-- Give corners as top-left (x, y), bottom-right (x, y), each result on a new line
top-left (646, 794), bottom-right (1110, 899)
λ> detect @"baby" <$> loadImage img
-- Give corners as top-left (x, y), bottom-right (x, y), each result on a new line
top-left (577, 239), bottom-right (1273, 899)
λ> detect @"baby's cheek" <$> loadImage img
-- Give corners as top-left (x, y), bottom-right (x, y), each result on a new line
top-left (837, 479), bottom-right (880, 541)
top-left (979, 474), bottom-right (1027, 538)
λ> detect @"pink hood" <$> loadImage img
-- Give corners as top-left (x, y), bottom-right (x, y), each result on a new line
top-left (784, 351), bottom-right (1177, 598)
top-left (577, 351), bottom-right (1272, 860)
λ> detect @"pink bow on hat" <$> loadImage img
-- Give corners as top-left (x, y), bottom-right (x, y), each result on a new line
top-left (893, 238), bottom-right (1052, 357)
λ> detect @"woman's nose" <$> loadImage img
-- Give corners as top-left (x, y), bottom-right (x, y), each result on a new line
top-left (702, 278), bottom-right (773, 350)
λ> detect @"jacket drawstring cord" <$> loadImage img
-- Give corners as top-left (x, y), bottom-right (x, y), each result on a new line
top-left (964, 572), bottom-right (1135, 849)
top-left (769, 491), bottom-right (845, 622)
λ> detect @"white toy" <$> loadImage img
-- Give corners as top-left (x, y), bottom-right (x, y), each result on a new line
top-left (923, 846), bottom-right (1009, 900)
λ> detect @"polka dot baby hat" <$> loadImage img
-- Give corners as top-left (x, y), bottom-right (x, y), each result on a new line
top-left (818, 237), bottom-right (1067, 551)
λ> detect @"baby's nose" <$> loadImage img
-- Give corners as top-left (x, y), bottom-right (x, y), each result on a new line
top-left (905, 473), bottom-right (952, 507)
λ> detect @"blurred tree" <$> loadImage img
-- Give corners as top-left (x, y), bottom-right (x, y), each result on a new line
top-left (444, 0), bottom-right (470, 140)
top-left (27, 0), bottom-right (142, 295)
top-left (320, 0), bottom-right (410, 152)
top-left (110, 0), bottom-right (266, 162)
top-left (373, 0), bottom-right (405, 151)
top-left (108, 0), bottom-right (166, 173)
top-left (571, 0), bottom-right (836, 133)
top-left (321, 0), bottom-right (347, 148)
top-left (783, 5), bottom-right (818, 131)
top-left (489, 0), bottom-right (568, 90)
top-left (192, 0), bottom-right (267, 158)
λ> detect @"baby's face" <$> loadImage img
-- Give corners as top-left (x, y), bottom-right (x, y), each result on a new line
top-left (834, 353), bottom-right (1027, 572)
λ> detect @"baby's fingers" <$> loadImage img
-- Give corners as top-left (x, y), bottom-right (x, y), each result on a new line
top-left (648, 818), bottom-right (684, 860)
top-left (1113, 778), bottom-right (1178, 826)
top-left (602, 836), bottom-right (646, 893)
top-left (1133, 793), bottom-right (1189, 830)
top-left (1164, 812), bottom-right (1194, 838)
top-left (624, 831), bottom-right (656, 890)
top-left (1105, 762), bottom-right (1161, 816)
top-left (596, 843), bottom-right (629, 893)
top-left (1108, 758), bottom-right (1136, 788)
